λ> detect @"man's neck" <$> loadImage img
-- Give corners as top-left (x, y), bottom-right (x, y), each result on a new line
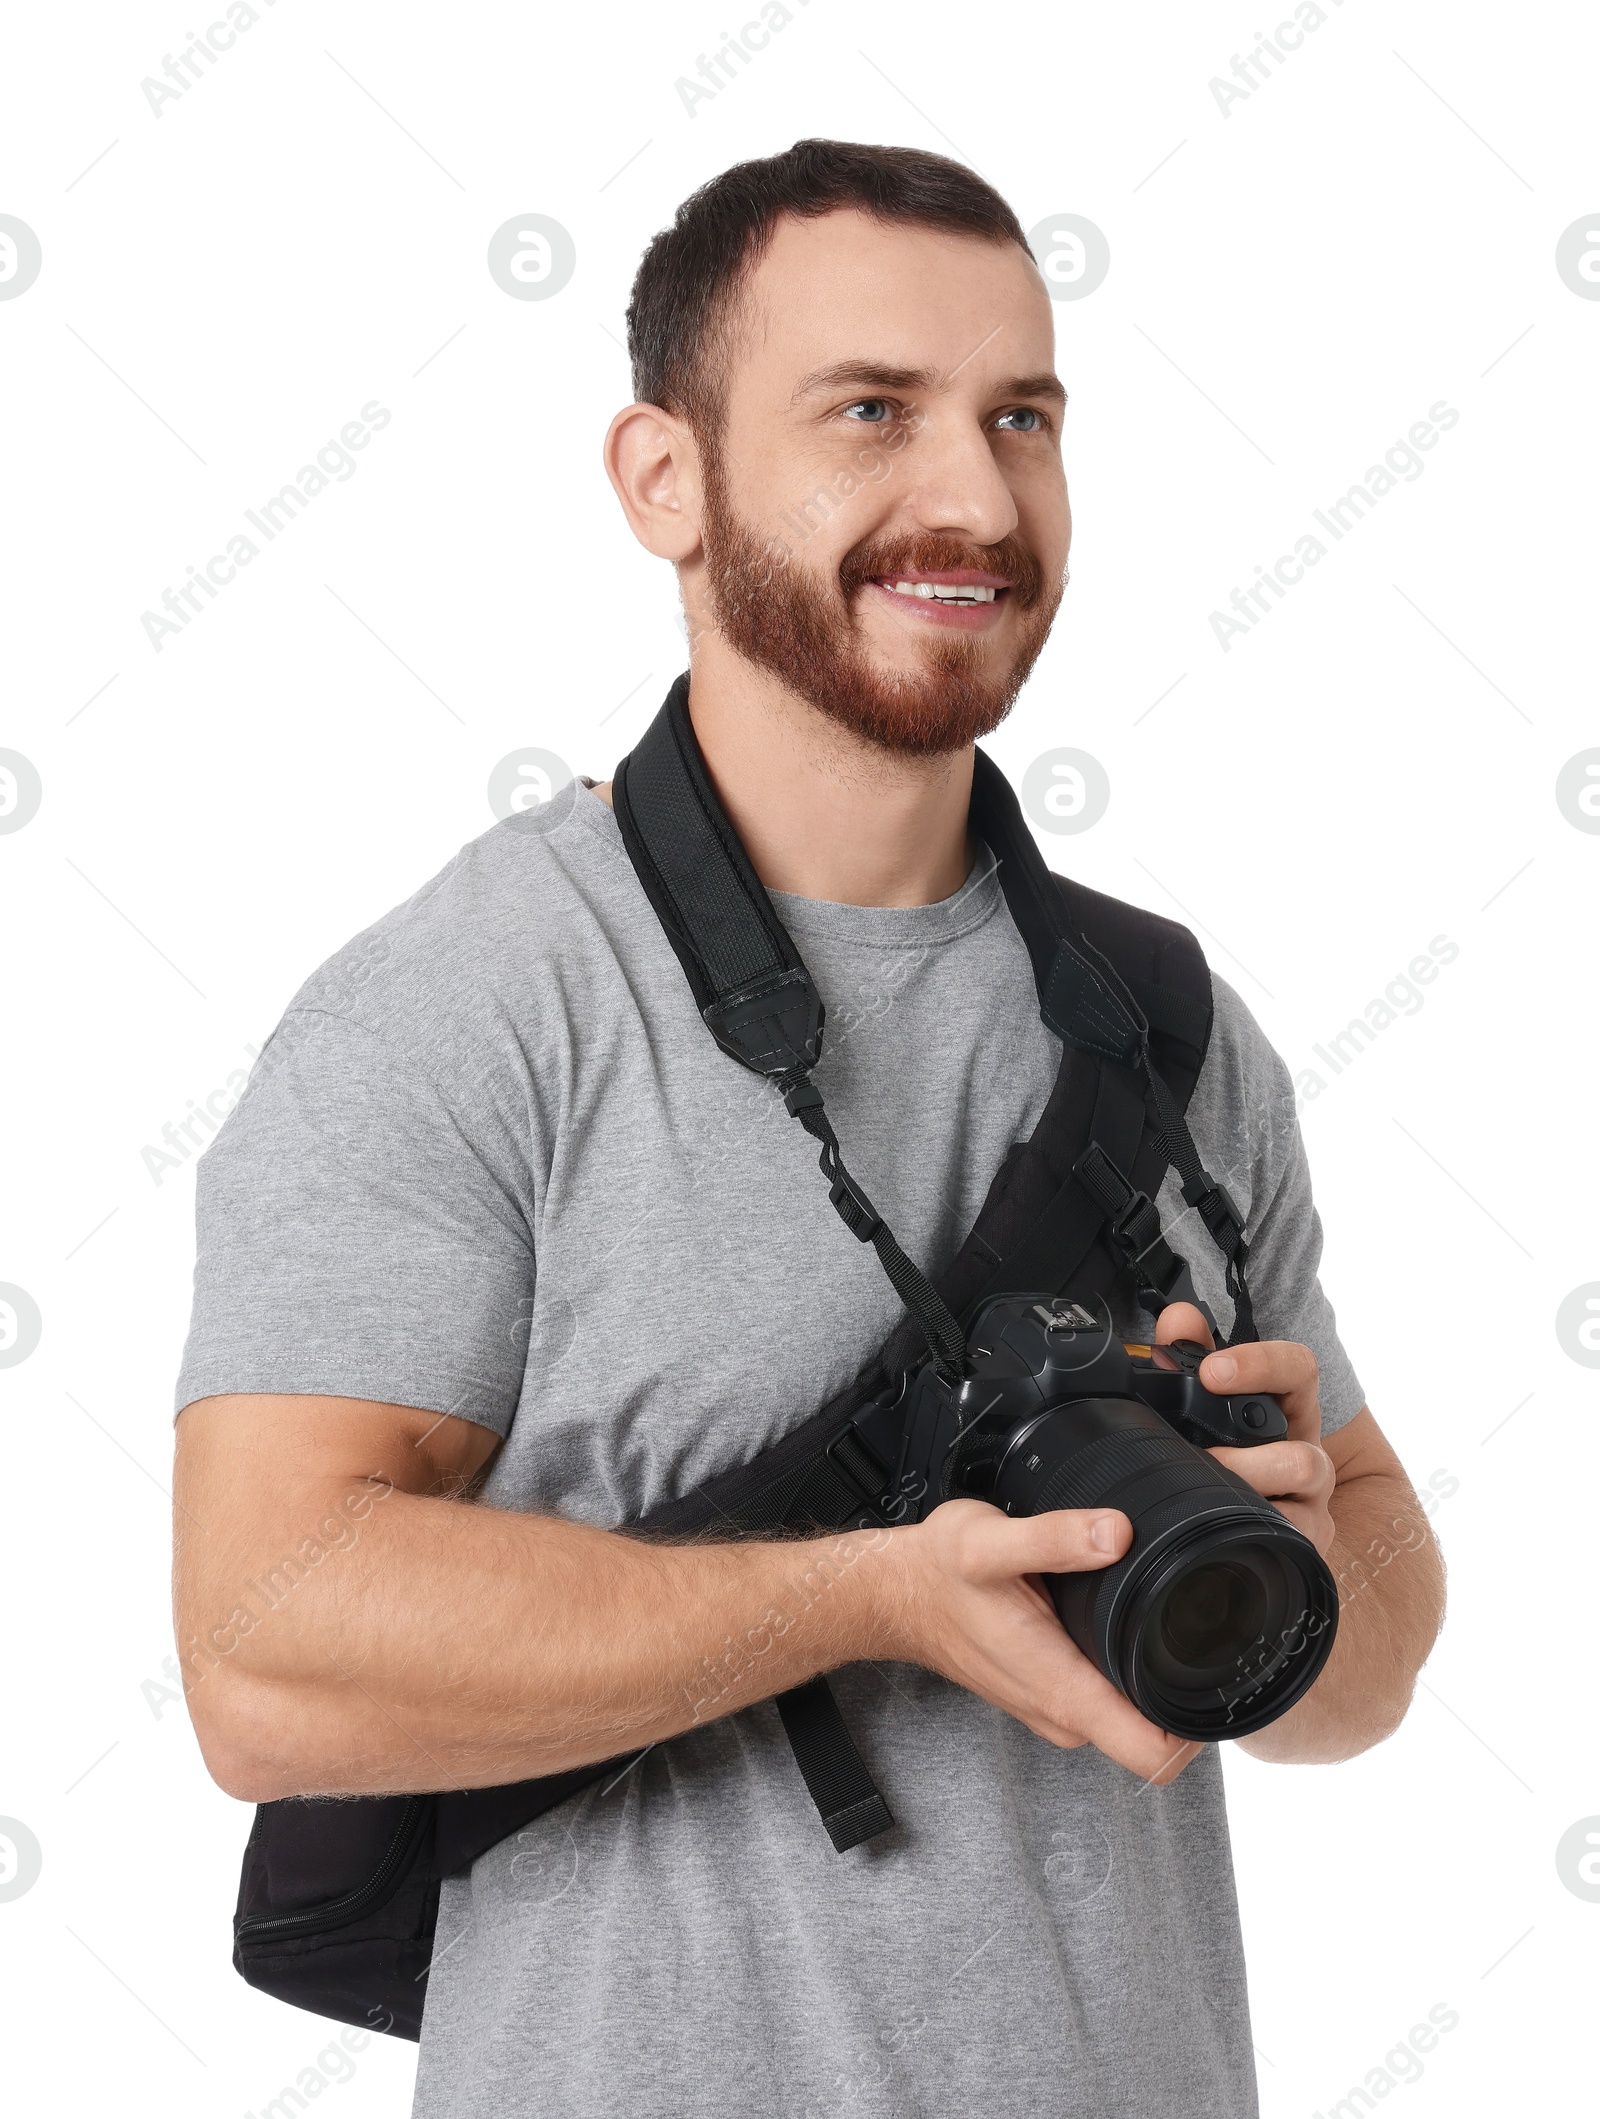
top-left (596, 656), bottom-right (976, 909)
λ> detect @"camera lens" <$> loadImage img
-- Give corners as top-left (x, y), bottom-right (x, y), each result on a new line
top-left (1119, 1527), bottom-right (1331, 1737)
top-left (990, 1391), bottom-right (1339, 1741)
top-left (1150, 1554), bottom-right (1270, 1686)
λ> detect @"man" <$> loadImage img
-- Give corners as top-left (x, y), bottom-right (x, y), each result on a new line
top-left (174, 141), bottom-right (1445, 2117)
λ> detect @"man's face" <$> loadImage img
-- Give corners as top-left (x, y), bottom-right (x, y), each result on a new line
top-left (691, 209), bottom-right (1070, 756)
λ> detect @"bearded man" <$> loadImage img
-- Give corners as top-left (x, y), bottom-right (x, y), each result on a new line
top-left (173, 140), bottom-right (1444, 2119)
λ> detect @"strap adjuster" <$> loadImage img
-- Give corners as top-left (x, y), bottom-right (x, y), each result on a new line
top-left (1076, 1143), bottom-right (1165, 1270)
top-left (1075, 1142), bottom-right (1202, 1318)
top-left (827, 1163), bottom-right (883, 1242)
top-left (1109, 1188), bottom-right (1164, 1265)
top-left (825, 1425), bottom-right (892, 1518)
top-left (1183, 1173), bottom-right (1247, 1258)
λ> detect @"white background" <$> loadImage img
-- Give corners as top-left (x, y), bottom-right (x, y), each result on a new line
top-left (2, 1), bottom-right (1596, 2113)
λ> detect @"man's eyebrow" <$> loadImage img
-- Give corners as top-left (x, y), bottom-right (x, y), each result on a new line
top-left (790, 361), bottom-right (935, 402)
top-left (998, 371), bottom-right (1068, 406)
top-left (789, 360), bottom-right (1067, 405)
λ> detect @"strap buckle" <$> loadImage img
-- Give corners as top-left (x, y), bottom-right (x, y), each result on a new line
top-left (1183, 1173), bottom-right (1247, 1260)
top-left (1073, 1141), bottom-right (1215, 1327)
top-left (1105, 1189), bottom-right (1185, 1304)
top-left (1076, 1143), bottom-right (1165, 1271)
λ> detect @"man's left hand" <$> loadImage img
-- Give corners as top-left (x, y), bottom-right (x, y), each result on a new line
top-left (1151, 1302), bottom-right (1338, 1560)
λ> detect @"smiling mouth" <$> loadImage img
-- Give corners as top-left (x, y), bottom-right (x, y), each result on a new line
top-left (885, 580), bottom-right (998, 605)
top-left (875, 575), bottom-right (1010, 606)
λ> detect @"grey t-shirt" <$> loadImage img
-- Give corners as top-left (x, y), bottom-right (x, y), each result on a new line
top-left (177, 777), bottom-right (1364, 2119)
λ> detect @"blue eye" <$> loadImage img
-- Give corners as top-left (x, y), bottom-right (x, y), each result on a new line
top-left (996, 407), bottom-right (1044, 432)
top-left (844, 399), bottom-right (891, 423)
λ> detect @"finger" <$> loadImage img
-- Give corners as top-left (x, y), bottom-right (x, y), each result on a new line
top-left (1199, 1338), bottom-right (1321, 1443)
top-left (975, 1507), bottom-right (1133, 1582)
top-left (1070, 1694), bottom-right (1204, 1785)
top-left (1210, 1440), bottom-right (1334, 1504)
top-left (1032, 1656), bottom-right (1206, 1783)
top-left (1152, 1302), bottom-right (1215, 1355)
top-left (1144, 1738), bottom-right (1205, 1786)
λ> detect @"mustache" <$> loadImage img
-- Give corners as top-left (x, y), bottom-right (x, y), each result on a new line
top-left (839, 532), bottom-right (1048, 608)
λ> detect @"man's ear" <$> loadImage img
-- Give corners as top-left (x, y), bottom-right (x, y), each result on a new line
top-left (604, 403), bottom-right (704, 564)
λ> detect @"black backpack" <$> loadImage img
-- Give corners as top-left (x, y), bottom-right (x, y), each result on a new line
top-left (231, 676), bottom-right (1253, 2038)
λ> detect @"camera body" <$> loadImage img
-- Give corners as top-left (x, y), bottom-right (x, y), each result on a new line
top-left (855, 1295), bottom-right (1339, 1740)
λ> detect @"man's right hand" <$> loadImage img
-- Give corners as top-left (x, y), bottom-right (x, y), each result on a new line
top-left (880, 1501), bottom-right (1203, 1785)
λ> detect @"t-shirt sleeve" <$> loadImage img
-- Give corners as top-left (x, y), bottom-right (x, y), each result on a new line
top-left (1245, 1116), bottom-right (1367, 1436)
top-left (174, 1009), bottom-right (535, 1434)
top-left (1185, 974), bottom-right (1367, 1437)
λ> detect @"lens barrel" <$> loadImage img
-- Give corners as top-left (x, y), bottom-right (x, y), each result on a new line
top-left (988, 1393), bottom-right (1338, 1739)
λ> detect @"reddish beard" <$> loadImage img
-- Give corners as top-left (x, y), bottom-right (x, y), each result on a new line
top-left (698, 450), bottom-right (1064, 757)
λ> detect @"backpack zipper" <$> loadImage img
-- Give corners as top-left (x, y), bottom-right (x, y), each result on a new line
top-left (236, 1795), bottom-right (428, 1942)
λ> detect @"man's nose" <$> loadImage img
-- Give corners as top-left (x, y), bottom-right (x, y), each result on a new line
top-left (895, 408), bottom-right (1020, 550)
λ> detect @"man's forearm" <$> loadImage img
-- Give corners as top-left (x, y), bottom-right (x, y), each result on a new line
top-left (183, 1486), bottom-right (902, 1803)
top-left (1236, 1470), bottom-right (1445, 1764)
top-left (176, 1387), bottom-right (1221, 1806)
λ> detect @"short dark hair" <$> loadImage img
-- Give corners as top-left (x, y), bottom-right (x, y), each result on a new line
top-left (626, 138), bottom-right (1031, 434)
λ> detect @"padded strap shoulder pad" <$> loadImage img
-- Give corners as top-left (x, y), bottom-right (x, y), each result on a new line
top-left (613, 675), bottom-right (823, 1076)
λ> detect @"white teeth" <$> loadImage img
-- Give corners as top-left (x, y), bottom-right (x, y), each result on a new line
top-left (887, 580), bottom-right (997, 604)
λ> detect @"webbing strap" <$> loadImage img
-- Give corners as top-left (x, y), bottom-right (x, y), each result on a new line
top-left (780, 1077), bottom-right (966, 1379)
top-left (1141, 1061), bottom-right (1257, 1343)
top-left (615, 677), bottom-right (969, 1383)
top-left (775, 1678), bottom-right (894, 1852)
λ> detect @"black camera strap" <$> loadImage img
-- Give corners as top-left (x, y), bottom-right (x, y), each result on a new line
top-left (613, 674), bottom-right (969, 1384)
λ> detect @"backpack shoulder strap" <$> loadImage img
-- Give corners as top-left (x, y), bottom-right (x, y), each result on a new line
top-left (950, 746), bottom-right (1249, 1343)
top-left (1054, 869), bottom-right (1213, 1066)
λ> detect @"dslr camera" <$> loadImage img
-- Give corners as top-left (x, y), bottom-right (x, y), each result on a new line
top-left (855, 1294), bottom-right (1339, 1739)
